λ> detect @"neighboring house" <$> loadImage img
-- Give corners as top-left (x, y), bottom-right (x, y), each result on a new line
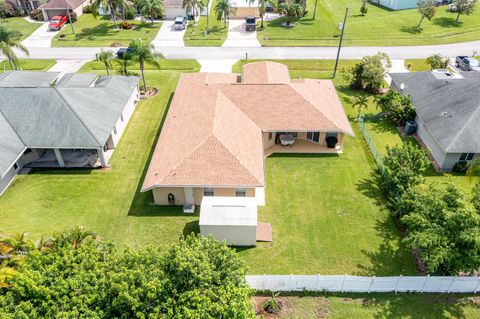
top-left (230, 0), bottom-right (259, 18)
top-left (390, 70), bottom-right (480, 170)
top-left (8, 0), bottom-right (44, 13)
top-left (370, 0), bottom-right (417, 10)
top-left (163, 0), bottom-right (208, 19)
top-left (39, 0), bottom-right (90, 21)
top-left (141, 62), bottom-right (353, 245)
top-left (0, 71), bottom-right (140, 195)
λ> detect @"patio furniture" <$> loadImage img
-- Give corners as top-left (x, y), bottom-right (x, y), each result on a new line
top-left (325, 136), bottom-right (338, 148)
top-left (279, 134), bottom-right (295, 146)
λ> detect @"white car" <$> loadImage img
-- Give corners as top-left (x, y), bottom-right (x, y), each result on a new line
top-left (174, 16), bottom-right (187, 30)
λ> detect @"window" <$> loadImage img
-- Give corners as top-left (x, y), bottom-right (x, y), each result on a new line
top-left (307, 132), bottom-right (320, 142)
top-left (268, 132), bottom-right (273, 140)
top-left (326, 132), bottom-right (338, 138)
top-left (236, 188), bottom-right (246, 197)
top-left (459, 153), bottom-right (475, 161)
top-left (113, 126), bottom-right (117, 135)
top-left (13, 163), bottom-right (18, 170)
top-left (204, 187), bottom-right (214, 196)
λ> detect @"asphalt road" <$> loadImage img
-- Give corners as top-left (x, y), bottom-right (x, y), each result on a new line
top-left (14, 40), bottom-right (480, 61)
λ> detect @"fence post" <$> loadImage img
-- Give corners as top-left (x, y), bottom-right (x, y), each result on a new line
top-left (447, 276), bottom-right (457, 293)
top-left (421, 275), bottom-right (429, 293)
top-left (395, 275), bottom-right (402, 294)
top-left (289, 274), bottom-right (294, 291)
top-left (315, 274), bottom-right (321, 291)
top-left (474, 277), bottom-right (480, 294)
top-left (368, 276), bottom-right (375, 293)
top-left (341, 274), bottom-right (347, 293)
top-left (263, 274), bottom-right (266, 291)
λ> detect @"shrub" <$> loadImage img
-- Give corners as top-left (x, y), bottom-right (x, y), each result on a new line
top-left (0, 0), bottom-right (16, 18)
top-left (124, 6), bottom-right (135, 19)
top-left (29, 8), bottom-right (43, 21)
top-left (82, 4), bottom-right (92, 13)
top-left (348, 52), bottom-right (392, 93)
top-left (263, 292), bottom-right (282, 313)
top-left (68, 10), bottom-right (77, 22)
top-left (121, 20), bottom-right (133, 29)
top-left (452, 161), bottom-right (469, 173)
top-left (375, 90), bottom-right (416, 125)
top-left (360, 0), bottom-right (368, 15)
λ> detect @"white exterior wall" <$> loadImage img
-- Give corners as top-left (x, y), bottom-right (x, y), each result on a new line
top-left (374, 0), bottom-right (417, 10)
top-left (200, 224), bottom-right (257, 246)
top-left (164, 7), bottom-right (186, 19)
top-left (109, 87), bottom-right (139, 148)
top-left (415, 115), bottom-right (448, 169)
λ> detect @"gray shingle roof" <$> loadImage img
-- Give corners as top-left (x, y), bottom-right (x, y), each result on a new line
top-left (0, 71), bottom-right (139, 176)
top-left (0, 71), bottom-right (60, 87)
top-left (390, 71), bottom-right (480, 153)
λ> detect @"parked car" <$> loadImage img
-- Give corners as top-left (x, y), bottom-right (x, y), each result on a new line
top-left (48, 16), bottom-right (68, 31)
top-left (455, 56), bottom-right (480, 71)
top-left (116, 47), bottom-right (133, 59)
top-left (174, 16), bottom-right (187, 30)
top-left (245, 16), bottom-right (256, 31)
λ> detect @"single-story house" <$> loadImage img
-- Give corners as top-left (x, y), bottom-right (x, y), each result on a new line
top-left (230, 0), bottom-right (259, 18)
top-left (7, 0), bottom-right (44, 13)
top-left (163, 0), bottom-right (208, 19)
top-left (0, 71), bottom-right (140, 195)
top-left (370, 0), bottom-right (417, 10)
top-left (141, 62), bottom-right (353, 245)
top-left (39, 0), bottom-right (90, 21)
top-left (390, 70), bottom-right (480, 170)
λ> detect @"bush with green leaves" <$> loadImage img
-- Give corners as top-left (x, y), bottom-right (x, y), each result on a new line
top-left (383, 143), bottom-right (430, 197)
top-left (401, 183), bottom-right (480, 275)
top-left (472, 181), bottom-right (480, 213)
top-left (29, 8), bottom-right (43, 21)
top-left (452, 160), bottom-right (469, 173)
top-left (0, 232), bottom-right (255, 318)
top-left (359, 0), bottom-right (368, 15)
top-left (347, 52), bottom-right (392, 93)
top-left (0, 1), bottom-right (16, 18)
top-left (375, 90), bottom-right (416, 125)
top-left (425, 53), bottom-right (449, 70)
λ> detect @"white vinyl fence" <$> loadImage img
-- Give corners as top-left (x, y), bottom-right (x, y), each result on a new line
top-left (246, 275), bottom-right (480, 293)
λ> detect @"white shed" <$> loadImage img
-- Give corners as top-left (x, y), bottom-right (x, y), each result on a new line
top-left (200, 196), bottom-right (257, 246)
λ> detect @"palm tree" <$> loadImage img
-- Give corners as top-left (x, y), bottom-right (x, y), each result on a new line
top-left (0, 25), bottom-right (29, 70)
top-left (352, 95), bottom-right (369, 121)
top-left (425, 53), bottom-right (449, 70)
top-left (92, 0), bottom-right (128, 29)
top-left (97, 49), bottom-right (115, 75)
top-left (215, 0), bottom-right (236, 28)
top-left (183, 0), bottom-right (205, 26)
top-left (127, 39), bottom-right (162, 91)
top-left (278, 1), bottom-right (302, 26)
top-left (51, 226), bottom-right (98, 250)
top-left (250, 0), bottom-right (266, 28)
top-left (116, 55), bottom-right (133, 75)
top-left (138, 0), bottom-right (164, 24)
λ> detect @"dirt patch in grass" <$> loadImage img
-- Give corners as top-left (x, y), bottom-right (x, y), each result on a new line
top-left (253, 296), bottom-right (331, 318)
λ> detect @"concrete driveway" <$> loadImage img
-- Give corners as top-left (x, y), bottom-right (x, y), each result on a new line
top-left (48, 60), bottom-right (90, 73)
top-left (21, 22), bottom-right (59, 48)
top-left (151, 20), bottom-right (186, 49)
top-left (222, 20), bottom-right (261, 47)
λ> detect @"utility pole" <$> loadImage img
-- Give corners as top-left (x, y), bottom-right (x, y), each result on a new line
top-left (333, 6), bottom-right (348, 78)
top-left (64, 0), bottom-right (75, 34)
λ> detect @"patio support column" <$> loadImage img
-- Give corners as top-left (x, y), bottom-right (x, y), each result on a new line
top-left (97, 148), bottom-right (108, 167)
top-left (53, 148), bottom-right (65, 168)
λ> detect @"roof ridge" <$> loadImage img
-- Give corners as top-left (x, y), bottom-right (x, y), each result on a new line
top-left (0, 105), bottom-right (27, 147)
top-left (54, 88), bottom-right (103, 147)
top-left (445, 102), bottom-right (480, 152)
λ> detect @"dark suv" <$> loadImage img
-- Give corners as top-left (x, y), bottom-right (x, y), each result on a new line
top-left (245, 16), bottom-right (256, 31)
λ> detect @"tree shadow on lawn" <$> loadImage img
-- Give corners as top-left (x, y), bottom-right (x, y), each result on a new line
top-left (183, 220), bottom-right (199, 237)
top-left (127, 92), bottom-right (177, 217)
top-left (76, 23), bottom-right (120, 40)
top-left (400, 25), bottom-right (422, 34)
top-left (28, 167), bottom-right (94, 175)
top-left (432, 16), bottom-right (463, 28)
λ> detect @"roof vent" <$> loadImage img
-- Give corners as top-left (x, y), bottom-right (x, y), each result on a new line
top-left (432, 69), bottom-right (453, 80)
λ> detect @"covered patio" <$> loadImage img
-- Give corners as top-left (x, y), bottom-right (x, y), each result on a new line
top-left (25, 149), bottom-right (102, 168)
top-left (265, 138), bottom-right (342, 157)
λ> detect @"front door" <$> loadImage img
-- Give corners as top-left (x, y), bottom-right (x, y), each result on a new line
top-left (184, 187), bottom-right (194, 204)
top-left (307, 132), bottom-right (320, 143)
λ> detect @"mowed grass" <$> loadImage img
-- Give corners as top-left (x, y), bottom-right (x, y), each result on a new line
top-left (258, 0), bottom-right (480, 46)
top-left (0, 59), bottom-right (416, 275)
top-left (256, 293), bottom-right (480, 318)
top-left (0, 17), bottom-right (42, 41)
top-left (184, 0), bottom-right (228, 46)
top-left (405, 59), bottom-right (434, 72)
top-left (0, 59), bottom-right (56, 72)
top-left (52, 14), bottom-right (161, 47)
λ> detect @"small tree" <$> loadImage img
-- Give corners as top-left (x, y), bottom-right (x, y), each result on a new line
top-left (352, 95), bottom-right (369, 120)
top-left (127, 39), bottom-right (162, 92)
top-left (375, 90), bottom-right (416, 125)
top-left (97, 49), bottom-right (115, 75)
top-left (92, 0), bottom-right (128, 29)
top-left (472, 180), bottom-right (480, 213)
top-left (0, 1), bottom-right (15, 19)
top-left (278, 0), bottom-right (303, 25)
top-left (138, 0), bottom-right (164, 23)
top-left (383, 143), bottom-right (430, 195)
top-left (0, 25), bottom-right (29, 70)
top-left (116, 55), bottom-right (132, 75)
top-left (401, 183), bottom-right (480, 275)
top-left (215, 0), bottom-right (237, 28)
top-left (425, 53), bottom-right (449, 70)
top-left (183, 0), bottom-right (205, 26)
top-left (453, 0), bottom-right (477, 21)
top-left (349, 52), bottom-right (392, 93)
top-left (360, 0), bottom-right (368, 16)
top-left (416, 0), bottom-right (436, 29)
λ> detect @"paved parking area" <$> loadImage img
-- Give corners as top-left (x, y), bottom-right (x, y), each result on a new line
top-left (222, 20), bottom-right (261, 47)
top-left (21, 22), bottom-right (59, 48)
top-left (151, 20), bottom-right (186, 49)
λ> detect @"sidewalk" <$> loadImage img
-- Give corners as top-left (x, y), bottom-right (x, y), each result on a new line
top-left (20, 22), bottom-right (58, 48)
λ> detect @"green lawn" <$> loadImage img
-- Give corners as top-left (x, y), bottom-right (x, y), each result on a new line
top-left (0, 59), bottom-right (56, 72)
top-left (184, 0), bottom-right (228, 46)
top-left (0, 17), bottom-right (41, 41)
top-left (0, 59), bottom-right (416, 275)
top-left (258, 1), bottom-right (480, 46)
top-left (52, 14), bottom-right (161, 47)
top-left (256, 293), bottom-right (480, 318)
top-left (405, 59), bottom-right (433, 72)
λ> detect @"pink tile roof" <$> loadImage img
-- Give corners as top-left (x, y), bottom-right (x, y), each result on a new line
top-left (142, 62), bottom-right (354, 190)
